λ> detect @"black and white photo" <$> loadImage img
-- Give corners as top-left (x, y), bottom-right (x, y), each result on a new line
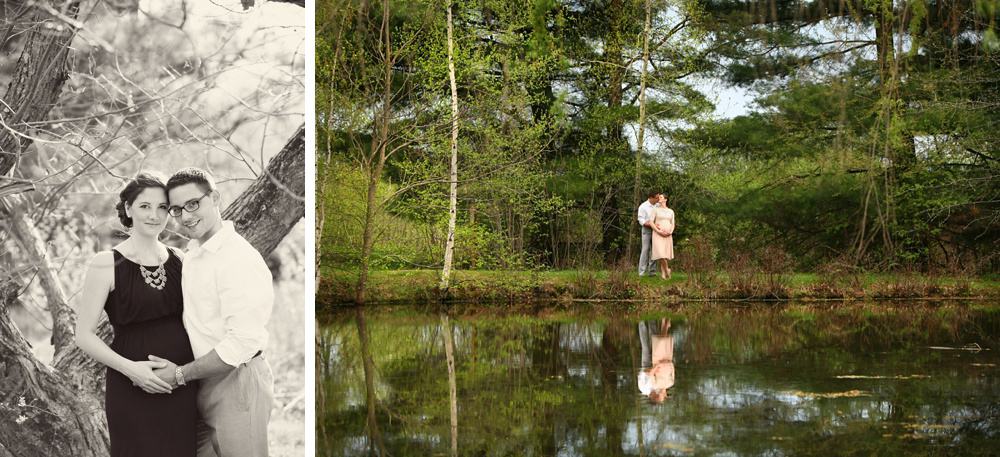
top-left (0, 1), bottom-right (305, 455)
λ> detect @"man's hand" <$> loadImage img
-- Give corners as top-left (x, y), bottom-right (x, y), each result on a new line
top-left (121, 360), bottom-right (172, 394)
top-left (149, 355), bottom-right (180, 388)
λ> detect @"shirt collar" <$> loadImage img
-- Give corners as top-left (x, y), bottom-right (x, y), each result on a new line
top-left (186, 221), bottom-right (236, 254)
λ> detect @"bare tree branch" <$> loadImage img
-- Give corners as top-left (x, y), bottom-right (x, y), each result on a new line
top-left (1, 195), bottom-right (75, 356)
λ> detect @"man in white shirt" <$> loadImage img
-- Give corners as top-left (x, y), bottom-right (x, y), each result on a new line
top-left (637, 190), bottom-right (660, 277)
top-left (152, 167), bottom-right (274, 457)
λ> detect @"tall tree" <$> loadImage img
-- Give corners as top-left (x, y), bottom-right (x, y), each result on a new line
top-left (440, 0), bottom-right (461, 292)
top-left (627, 0), bottom-right (655, 259)
top-left (320, 0), bottom-right (447, 304)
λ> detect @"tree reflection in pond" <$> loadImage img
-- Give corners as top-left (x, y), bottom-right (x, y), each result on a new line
top-left (317, 304), bottom-right (1000, 456)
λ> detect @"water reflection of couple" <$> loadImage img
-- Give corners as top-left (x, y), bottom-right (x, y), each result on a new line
top-left (75, 168), bottom-right (274, 456)
top-left (638, 318), bottom-right (674, 404)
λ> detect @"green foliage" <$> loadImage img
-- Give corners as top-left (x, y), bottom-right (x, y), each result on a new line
top-left (319, 0), bottom-right (1000, 281)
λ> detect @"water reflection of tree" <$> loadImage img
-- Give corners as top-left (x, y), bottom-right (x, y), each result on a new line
top-left (441, 314), bottom-right (457, 457)
top-left (355, 306), bottom-right (388, 456)
top-left (598, 319), bottom-right (632, 455)
top-left (529, 321), bottom-right (562, 455)
top-left (318, 305), bottom-right (1000, 455)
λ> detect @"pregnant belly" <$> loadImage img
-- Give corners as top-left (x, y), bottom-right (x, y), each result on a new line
top-left (110, 316), bottom-right (195, 364)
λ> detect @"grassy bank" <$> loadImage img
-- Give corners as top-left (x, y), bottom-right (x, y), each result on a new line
top-left (318, 268), bottom-right (1000, 305)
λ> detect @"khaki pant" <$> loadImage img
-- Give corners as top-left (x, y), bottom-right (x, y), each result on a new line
top-left (197, 355), bottom-right (273, 457)
top-left (638, 226), bottom-right (655, 276)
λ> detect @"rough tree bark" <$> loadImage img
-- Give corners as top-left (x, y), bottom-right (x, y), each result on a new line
top-left (223, 124), bottom-right (306, 256)
top-left (0, 283), bottom-right (109, 457)
top-left (0, 1), bottom-right (80, 174)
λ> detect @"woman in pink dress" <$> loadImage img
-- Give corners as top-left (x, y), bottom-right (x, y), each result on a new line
top-left (650, 194), bottom-right (675, 279)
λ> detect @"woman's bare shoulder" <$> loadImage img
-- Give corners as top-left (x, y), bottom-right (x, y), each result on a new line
top-left (85, 251), bottom-right (117, 288)
top-left (89, 250), bottom-right (116, 268)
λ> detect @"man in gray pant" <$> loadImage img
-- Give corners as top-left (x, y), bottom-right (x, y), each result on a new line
top-left (152, 168), bottom-right (274, 457)
top-left (637, 190), bottom-right (660, 277)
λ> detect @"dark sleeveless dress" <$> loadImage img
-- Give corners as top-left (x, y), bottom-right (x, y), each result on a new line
top-left (104, 247), bottom-right (197, 457)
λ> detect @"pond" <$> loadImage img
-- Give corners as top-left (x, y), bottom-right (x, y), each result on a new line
top-left (317, 302), bottom-right (1000, 456)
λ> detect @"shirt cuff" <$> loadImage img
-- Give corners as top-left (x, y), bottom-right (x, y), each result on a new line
top-left (214, 339), bottom-right (264, 367)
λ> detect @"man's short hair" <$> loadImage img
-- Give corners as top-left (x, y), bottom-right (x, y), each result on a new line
top-left (166, 167), bottom-right (217, 193)
top-left (647, 189), bottom-right (660, 199)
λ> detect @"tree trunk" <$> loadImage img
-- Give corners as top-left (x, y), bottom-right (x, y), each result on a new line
top-left (222, 124), bottom-right (306, 256)
top-left (317, 164), bottom-right (328, 298)
top-left (3, 195), bottom-right (75, 354)
top-left (0, 287), bottom-right (109, 456)
top-left (628, 0), bottom-right (652, 263)
top-left (355, 0), bottom-right (394, 305)
top-left (317, 79), bottom-right (339, 297)
top-left (469, 202), bottom-right (477, 269)
top-left (0, 1), bottom-right (80, 175)
top-left (868, 0), bottom-right (899, 260)
top-left (0, 3), bottom-right (109, 455)
top-left (440, 1), bottom-right (460, 292)
top-left (317, 0), bottom-right (347, 304)
top-left (355, 172), bottom-right (378, 305)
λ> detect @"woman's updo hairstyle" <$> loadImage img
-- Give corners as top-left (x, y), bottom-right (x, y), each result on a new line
top-left (115, 171), bottom-right (168, 228)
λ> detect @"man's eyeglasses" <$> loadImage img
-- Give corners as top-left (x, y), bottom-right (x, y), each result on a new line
top-left (168, 191), bottom-right (212, 217)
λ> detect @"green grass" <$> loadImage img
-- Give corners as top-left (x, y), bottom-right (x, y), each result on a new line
top-left (318, 268), bottom-right (1000, 305)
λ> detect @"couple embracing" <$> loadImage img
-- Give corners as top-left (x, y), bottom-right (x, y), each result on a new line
top-left (637, 189), bottom-right (675, 280)
top-left (75, 168), bottom-right (274, 457)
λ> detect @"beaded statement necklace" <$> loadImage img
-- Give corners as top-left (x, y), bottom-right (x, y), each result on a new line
top-left (132, 239), bottom-right (167, 290)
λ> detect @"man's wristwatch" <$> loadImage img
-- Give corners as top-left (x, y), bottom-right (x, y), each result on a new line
top-left (174, 366), bottom-right (187, 387)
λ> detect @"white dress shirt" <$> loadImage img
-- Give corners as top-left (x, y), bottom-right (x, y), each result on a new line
top-left (638, 200), bottom-right (655, 226)
top-left (182, 221), bottom-right (273, 367)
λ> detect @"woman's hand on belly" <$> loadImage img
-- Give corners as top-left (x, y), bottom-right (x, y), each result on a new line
top-left (120, 360), bottom-right (174, 394)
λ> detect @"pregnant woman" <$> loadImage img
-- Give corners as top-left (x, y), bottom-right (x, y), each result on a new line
top-left (76, 171), bottom-right (197, 456)
top-left (650, 193), bottom-right (675, 279)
